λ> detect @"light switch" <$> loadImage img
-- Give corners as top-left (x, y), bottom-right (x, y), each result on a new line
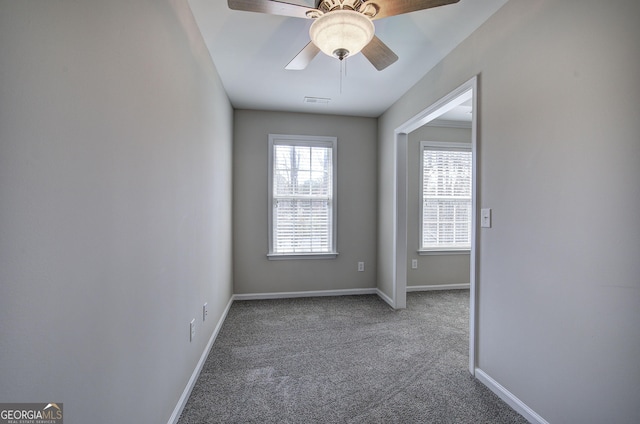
top-left (481, 208), bottom-right (492, 228)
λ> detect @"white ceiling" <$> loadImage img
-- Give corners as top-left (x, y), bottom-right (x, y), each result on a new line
top-left (188, 0), bottom-right (508, 117)
top-left (429, 97), bottom-right (472, 127)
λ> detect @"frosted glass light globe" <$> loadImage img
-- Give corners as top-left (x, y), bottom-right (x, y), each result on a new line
top-left (309, 10), bottom-right (374, 60)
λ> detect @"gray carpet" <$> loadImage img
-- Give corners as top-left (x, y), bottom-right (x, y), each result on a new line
top-left (178, 291), bottom-right (527, 423)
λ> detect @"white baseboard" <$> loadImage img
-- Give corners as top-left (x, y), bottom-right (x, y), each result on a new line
top-left (407, 283), bottom-right (470, 292)
top-left (167, 296), bottom-right (234, 424)
top-left (233, 287), bottom-right (378, 301)
top-left (475, 368), bottom-right (548, 424)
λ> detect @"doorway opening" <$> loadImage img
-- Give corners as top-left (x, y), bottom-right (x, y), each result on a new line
top-left (392, 77), bottom-right (478, 375)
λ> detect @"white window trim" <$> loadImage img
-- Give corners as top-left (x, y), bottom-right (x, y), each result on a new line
top-left (267, 134), bottom-right (338, 260)
top-left (418, 249), bottom-right (470, 256)
top-left (418, 141), bottom-right (472, 254)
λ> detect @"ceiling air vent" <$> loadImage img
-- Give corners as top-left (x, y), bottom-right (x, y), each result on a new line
top-left (303, 96), bottom-right (331, 104)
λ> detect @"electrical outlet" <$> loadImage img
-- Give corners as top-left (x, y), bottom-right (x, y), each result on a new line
top-left (203, 303), bottom-right (208, 322)
top-left (190, 319), bottom-right (195, 342)
top-left (411, 259), bottom-right (418, 269)
top-left (358, 262), bottom-right (365, 272)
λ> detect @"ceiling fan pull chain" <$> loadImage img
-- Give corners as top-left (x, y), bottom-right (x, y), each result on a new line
top-left (339, 59), bottom-right (343, 94)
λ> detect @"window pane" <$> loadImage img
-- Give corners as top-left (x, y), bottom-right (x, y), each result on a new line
top-left (421, 147), bottom-right (472, 250)
top-left (271, 137), bottom-right (336, 255)
top-left (274, 199), bottom-right (332, 253)
top-left (273, 145), bottom-right (333, 198)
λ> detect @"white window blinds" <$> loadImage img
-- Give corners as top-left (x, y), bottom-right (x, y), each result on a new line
top-left (269, 135), bottom-right (337, 256)
top-left (421, 143), bottom-right (472, 251)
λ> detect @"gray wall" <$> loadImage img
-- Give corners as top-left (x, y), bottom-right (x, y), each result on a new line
top-left (407, 126), bottom-right (471, 287)
top-left (379, 0), bottom-right (640, 423)
top-left (0, 1), bottom-right (233, 423)
top-left (234, 110), bottom-right (377, 294)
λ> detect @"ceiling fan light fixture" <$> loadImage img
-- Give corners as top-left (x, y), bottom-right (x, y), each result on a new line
top-left (309, 10), bottom-right (374, 60)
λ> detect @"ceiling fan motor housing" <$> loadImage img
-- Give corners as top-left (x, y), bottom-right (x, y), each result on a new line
top-left (320, 0), bottom-right (360, 12)
top-left (318, 0), bottom-right (379, 17)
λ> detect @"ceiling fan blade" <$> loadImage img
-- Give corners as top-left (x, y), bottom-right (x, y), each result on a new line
top-left (361, 36), bottom-right (398, 71)
top-left (228, 0), bottom-right (313, 19)
top-left (371, 0), bottom-right (460, 20)
top-left (285, 42), bottom-right (320, 70)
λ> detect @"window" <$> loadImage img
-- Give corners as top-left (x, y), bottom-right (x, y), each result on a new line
top-left (420, 142), bottom-right (472, 252)
top-left (268, 134), bottom-right (337, 259)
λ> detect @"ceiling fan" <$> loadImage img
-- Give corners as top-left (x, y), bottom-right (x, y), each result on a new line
top-left (227, 0), bottom-right (460, 71)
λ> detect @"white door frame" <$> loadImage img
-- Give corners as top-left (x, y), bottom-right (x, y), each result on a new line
top-left (392, 76), bottom-right (478, 375)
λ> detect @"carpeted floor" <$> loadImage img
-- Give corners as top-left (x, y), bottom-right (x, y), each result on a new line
top-left (178, 290), bottom-right (527, 423)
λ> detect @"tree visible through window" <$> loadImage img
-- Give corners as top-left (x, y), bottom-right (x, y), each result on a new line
top-left (421, 142), bottom-right (472, 251)
top-left (269, 135), bottom-right (337, 257)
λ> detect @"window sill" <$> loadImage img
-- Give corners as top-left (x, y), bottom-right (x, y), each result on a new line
top-left (267, 252), bottom-right (339, 261)
top-left (418, 249), bottom-right (470, 256)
